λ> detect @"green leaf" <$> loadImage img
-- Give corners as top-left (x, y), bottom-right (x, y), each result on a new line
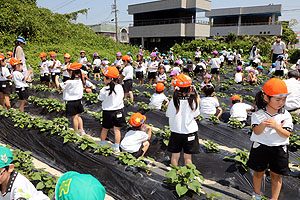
top-left (31, 173), bottom-right (41, 181)
top-left (176, 183), bottom-right (188, 197)
top-left (36, 181), bottom-right (45, 190)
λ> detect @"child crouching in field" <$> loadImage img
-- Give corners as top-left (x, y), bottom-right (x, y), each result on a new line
top-left (230, 95), bottom-right (253, 125)
top-left (149, 83), bottom-right (169, 110)
top-left (200, 85), bottom-right (222, 119)
top-left (120, 113), bottom-right (152, 158)
top-left (247, 78), bottom-right (293, 200)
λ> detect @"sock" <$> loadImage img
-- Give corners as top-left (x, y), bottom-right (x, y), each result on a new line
top-left (100, 141), bottom-right (106, 146)
top-left (113, 143), bottom-right (120, 149)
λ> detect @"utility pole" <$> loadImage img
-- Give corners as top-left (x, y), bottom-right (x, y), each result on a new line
top-left (112, 0), bottom-right (118, 42)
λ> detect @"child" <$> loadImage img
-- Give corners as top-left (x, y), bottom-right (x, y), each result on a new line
top-left (120, 55), bottom-right (134, 102)
top-left (200, 85), bottom-right (223, 118)
top-left (120, 113), bottom-right (152, 158)
top-left (172, 61), bottom-right (181, 75)
top-left (247, 78), bottom-right (293, 200)
top-left (200, 74), bottom-right (213, 90)
top-left (244, 69), bottom-right (257, 85)
top-left (219, 52), bottom-right (225, 68)
top-left (150, 83), bottom-right (169, 110)
top-left (92, 53), bottom-right (101, 81)
top-left (0, 146), bottom-right (49, 199)
top-left (147, 52), bottom-right (159, 85)
top-left (101, 61), bottom-right (108, 69)
top-left (234, 66), bottom-right (244, 84)
top-left (98, 67), bottom-right (126, 153)
top-left (157, 65), bottom-right (167, 83)
top-left (11, 58), bottom-right (33, 112)
top-left (84, 79), bottom-right (97, 93)
top-left (134, 53), bottom-right (145, 85)
top-left (56, 63), bottom-right (86, 136)
top-left (237, 49), bottom-right (243, 66)
top-left (274, 55), bottom-right (286, 77)
top-left (39, 52), bottom-right (50, 87)
top-left (61, 53), bottom-right (71, 82)
top-left (78, 50), bottom-right (88, 67)
top-left (166, 74), bottom-right (200, 166)
top-left (195, 47), bottom-right (201, 63)
top-left (163, 60), bottom-right (171, 73)
top-left (48, 51), bottom-right (61, 88)
top-left (229, 95), bottom-right (253, 124)
top-left (6, 51), bottom-right (13, 71)
top-left (256, 66), bottom-right (264, 77)
top-left (168, 51), bottom-right (174, 65)
top-left (103, 57), bottom-right (109, 65)
top-left (227, 51), bottom-right (234, 66)
top-left (114, 52), bottom-right (123, 70)
top-left (245, 62), bottom-right (252, 72)
top-left (0, 55), bottom-right (12, 109)
top-left (209, 51), bottom-right (221, 82)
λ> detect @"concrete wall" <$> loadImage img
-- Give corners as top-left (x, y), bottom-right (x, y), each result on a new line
top-left (185, 23), bottom-right (210, 37)
top-left (210, 24), bottom-right (282, 36)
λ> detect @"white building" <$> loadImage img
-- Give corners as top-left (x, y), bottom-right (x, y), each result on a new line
top-left (88, 24), bottom-right (129, 43)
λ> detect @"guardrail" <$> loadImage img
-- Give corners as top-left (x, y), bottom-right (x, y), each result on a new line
top-left (212, 21), bottom-right (282, 27)
top-left (129, 18), bottom-right (209, 27)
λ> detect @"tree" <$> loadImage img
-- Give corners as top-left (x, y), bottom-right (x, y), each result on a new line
top-left (281, 20), bottom-right (298, 45)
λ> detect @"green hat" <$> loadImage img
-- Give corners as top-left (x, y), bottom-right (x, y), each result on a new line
top-left (56, 171), bottom-right (106, 200)
top-left (0, 147), bottom-right (13, 168)
top-left (228, 48), bottom-right (232, 51)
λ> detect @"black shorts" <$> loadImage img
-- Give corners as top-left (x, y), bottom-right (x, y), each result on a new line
top-left (274, 70), bottom-right (284, 77)
top-left (247, 142), bottom-right (290, 175)
top-left (102, 109), bottom-right (126, 129)
top-left (123, 79), bottom-right (133, 93)
top-left (237, 60), bottom-right (242, 66)
top-left (148, 72), bottom-right (156, 79)
top-left (195, 57), bottom-right (200, 62)
top-left (228, 60), bottom-right (233, 65)
top-left (252, 62), bottom-right (258, 68)
top-left (131, 144), bottom-right (144, 158)
top-left (220, 62), bottom-right (224, 68)
top-left (93, 67), bottom-right (100, 73)
top-left (136, 71), bottom-right (143, 79)
top-left (169, 60), bottom-right (174, 65)
top-left (40, 74), bottom-right (50, 83)
top-left (66, 99), bottom-right (84, 116)
top-left (15, 88), bottom-right (28, 100)
top-left (51, 72), bottom-right (60, 83)
top-left (211, 68), bottom-right (220, 75)
top-left (183, 68), bottom-right (189, 73)
top-left (63, 76), bottom-right (69, 82)
top-left (167, 132), bottom-right (200, 154)
top-left (272, 54), bottom-right (281, 64)
top-left (0, 81), bottom-right (12, 95)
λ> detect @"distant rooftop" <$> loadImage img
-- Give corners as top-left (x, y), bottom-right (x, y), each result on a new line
top-left (87, 24), bottom-right (127, 33)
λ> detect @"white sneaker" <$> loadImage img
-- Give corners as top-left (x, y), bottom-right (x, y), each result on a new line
top-left (252, 194), bottom-right (262, 200)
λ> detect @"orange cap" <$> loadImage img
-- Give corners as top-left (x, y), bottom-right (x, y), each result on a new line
top-left (69, 62), bottom-right (82, 70)
top-left (9, 57), bottom-right (22, 66)
top-left (39, 52), bottom-right (47, 58)
top-left (7, 52), bottom-right (13, 56)
top-left (263, 78), bottom-right (289, 97)
top-left (49, 51), bottom-right (57, 57)
top-left (129, 113), bottom-right (146, 127)
top-left (172, 73), bottom-right (192, 87)
top-left (231, 95), bottom-right (241, 102)
top-left (122, 55), bottom-right (131, 62)
top-left (64, 53), bottom-right (71, 58)
top-left (156, 83), bottom-right (165, 92)
top-left (0, 55), bottom-right (5, 61)
top-left (102, 66), bottom-right (119, 78)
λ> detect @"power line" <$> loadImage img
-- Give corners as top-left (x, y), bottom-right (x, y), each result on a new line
top-left (52, 0), bottom-right (77, 12)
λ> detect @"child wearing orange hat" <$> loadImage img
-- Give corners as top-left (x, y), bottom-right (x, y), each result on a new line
top-left (61, 53), bottom-right (71, 82)
top-left (149, 83), bottom-right (169, 110)
top-left (48, 51), bottom-right (61, 88)
top-left (166, 74), bottom-right (200, 166)
top-left (120, 113), bottom-right (152, 158)
top-left (229, 95), bottom-right (253, 125)
top-left (56, 63), bottom-right (85, 136)
top-left (98, 67), bottom-right (126, 153)
top-left (39, 52), bottom-right (50, 87)
top-left (120, 55), bottom-right (134, 102)
top-left (247, 78), bottom-right (293, 200)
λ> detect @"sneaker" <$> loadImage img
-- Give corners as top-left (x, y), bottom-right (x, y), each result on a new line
top-left (113, 147), bottom-right (120, 154)
top-left (99, 141), bottom-right (107, 147)
top-left (252, 194), bottom-right (262, 200)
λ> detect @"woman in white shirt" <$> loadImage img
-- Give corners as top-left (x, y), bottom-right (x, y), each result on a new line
top-left (98, 67), bottom-right (126, 153)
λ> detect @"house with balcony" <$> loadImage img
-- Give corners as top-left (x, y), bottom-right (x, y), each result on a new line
top-left (206, 4), bottom-right (283, 37)
top-left (128, 0), bottom-right (211, 51)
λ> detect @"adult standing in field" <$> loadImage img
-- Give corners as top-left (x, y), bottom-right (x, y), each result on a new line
top-left (12, 36), bottom-right (27, 74)
top-left (270, 37), bottom-right (286, 63)
top-left (249, 41), bottom-right (259, 66)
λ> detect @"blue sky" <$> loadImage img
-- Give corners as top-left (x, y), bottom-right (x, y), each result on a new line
top-left (37, 0), bottom-right (300, 32)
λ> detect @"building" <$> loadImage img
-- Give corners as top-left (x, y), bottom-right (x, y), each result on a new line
top-left (206, 4), bottom-right (283, 37)
top-left (87, 24), bottom-right (129, 43)
top-left (128, 0), bottom-right (211, 51)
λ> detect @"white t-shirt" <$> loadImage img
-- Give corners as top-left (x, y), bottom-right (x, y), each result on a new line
top-left (0, 67), bottom-right (11, 81)
top-left (228, 55), bottom-right (234, 61)
top-left (200, 96), bottom-right (219, 118)
top-left (157, 73), bottom-right (167, 82)
top-left (114, 59), bottom-right (123, 66)
top-left (245, 66), bottom-right (253, 71)
top-left (120, 130), bottom-right (149, 153)
top-left (98, 84), bottom-right (124, 110)
top-left (85, 79), bottom-right (96, 89)
top-left (234, 72), bottom-right (243, 83)
top-left (251, 109), bottom-right (293, 146)
top-left (275, 60), bottom-right (286, 70)
top-left (150, 93), bottom-right (168, 110)
top-left (296, 59), bottom-right (300, 66)
top-left (13, 71), bottom-right (28, 88)
top-left (166, 99), bottom-right (200, 134)
top-left (134, 62), bottom-right (145, 72)
top-left (209, 58), bottom-right (221, 69)
top-left (172, 66), bottom-right (181, 74)
top-left (230, 103), bottom-right (253, 121)
top-left (0, 171), bottom-right (49, 200)
top-left (39, 61), bottom-right (49, 75)
top-left (78, 57), bottom-right (88, 64)
top-left (164, 64), bottom-right (171, 72)
top-left (198, 62), bottom-right (206, 71)
top-left (222, 50), bottom-right (227, 57)
top-left (195, 51), bottom-right (201, 58)
top-left (284, 78), bottom-right (300, 111)
top-left (200, 82), bottom-right (213, 88)
top-left (93, 59), bottom-right (101, 67)
top-left (219, 55), bottom-right (225, 63)
top-left (148, 61), bottom-right (159, 73)
top-left (237, 54), bottom-right (242, 61)
top-left (271, 41), bottom-right (286, 54)
top-left (122, 65), bottom-right (133, 80)
top-left (61, 63), bottom-right (70, 77)
top-left (47, 60), bottom-right (61, 73)
top-left (60, 79), bottom-right (83, 101)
